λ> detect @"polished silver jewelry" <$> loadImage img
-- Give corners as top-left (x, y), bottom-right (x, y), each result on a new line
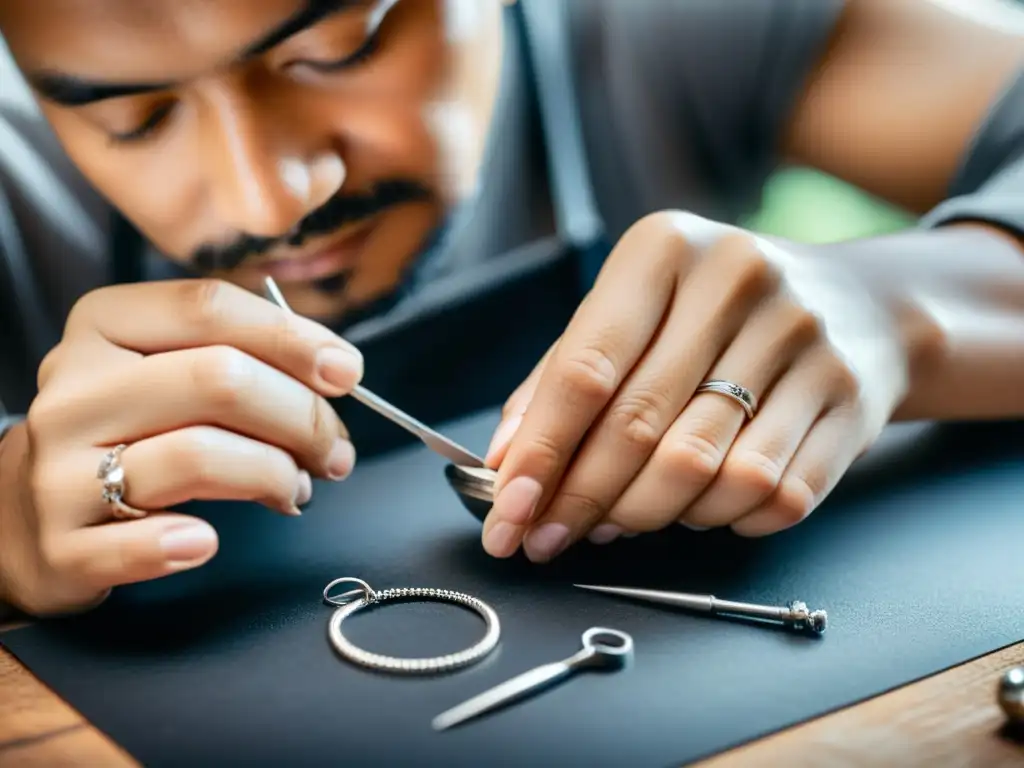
top-left (695, 379), bottom-right (758, 419)
top-left (322, 577), bottom-right (501, 675)
top-left (97, 444), bottom-right (147, 520)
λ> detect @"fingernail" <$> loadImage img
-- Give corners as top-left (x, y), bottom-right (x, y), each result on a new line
top-left (317, 346), bottom-right (363, 391)
top-left (160, 523), bottom-right (218, 565)
top-left (524, 523), bottom-right (570, 563)
top-left (482, 521), bottom-right (522, 558)
top-left (492, 476), bottom-right (543, 525)
top-left (326, 438), bottom-right (356, 480)
top-left (295, 470), bottom-right (313, 506)
top-left (679, 521), bottom-right (710, 531)
top-left (587, 524), bottom-right (622, 545)
top-left (485, 413), bottom-right (522, 462)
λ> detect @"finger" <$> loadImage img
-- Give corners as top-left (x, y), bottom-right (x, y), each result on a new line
top-left (517, 235), bottom-right (782, 561)
top-left (48, 345), bottom-right (353, 480)
top-left (82, 427), bottom-right (313, 526)
top-left (485, 339), bottom-right (560, 467)
top-left (597, 296), bottom-right (815, 536)
top-left (479, 229), bottom-right (684, 557)
top-left (680, 350), bottom-right (832, 529)
top-left (49, 513), bottom-right (220, 595)
top-left (729, 407), bottom-right (865, 537)
top-left (482, 216), bottom-right (719, 560)
top-left (64, 278), bottom-right (363, 397)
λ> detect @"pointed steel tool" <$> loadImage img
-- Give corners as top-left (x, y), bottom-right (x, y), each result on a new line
top-left (432, 627), bottom-right (633, 731)
top-left (263, 276), bottom-right (485, 468)
top-left (574, 584), bottom-right (827, 635)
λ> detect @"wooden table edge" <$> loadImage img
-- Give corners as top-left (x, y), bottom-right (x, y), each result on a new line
top-left (1, 632), bottom-right (1022, 766)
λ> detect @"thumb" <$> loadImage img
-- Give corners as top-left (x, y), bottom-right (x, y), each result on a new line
top-left (485, 339), bottom-right (559, 467)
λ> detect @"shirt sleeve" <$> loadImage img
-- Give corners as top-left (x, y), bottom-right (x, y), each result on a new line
top-left (919, 65), bottom-right (1024, 241)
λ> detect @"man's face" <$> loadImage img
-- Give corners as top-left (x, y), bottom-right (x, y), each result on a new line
top-left (0, 0), bottom-right (507, 322)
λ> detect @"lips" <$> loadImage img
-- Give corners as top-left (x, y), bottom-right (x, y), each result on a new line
top-left (259, 220), bottom-right (376, 283)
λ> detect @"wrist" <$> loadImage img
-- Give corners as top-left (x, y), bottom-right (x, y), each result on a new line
top-left (806, 223), bottom-right (1024, 420)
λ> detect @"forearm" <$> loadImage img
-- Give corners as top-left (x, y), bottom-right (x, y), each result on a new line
top-left (820, 222), bottom-right (1024, 421)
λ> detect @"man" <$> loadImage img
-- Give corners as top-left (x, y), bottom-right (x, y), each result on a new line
top-left (0, 0), bottom-right (1023, 617)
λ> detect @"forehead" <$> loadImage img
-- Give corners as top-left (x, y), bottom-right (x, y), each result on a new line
top-left (1, 0), bottom-right (365, 80)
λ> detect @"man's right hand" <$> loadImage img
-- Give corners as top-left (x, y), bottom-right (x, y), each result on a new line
top-left (0, 279), bottom-right (362, 617)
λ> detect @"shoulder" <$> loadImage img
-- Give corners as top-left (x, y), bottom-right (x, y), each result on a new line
top-left (559, 0), bottom-right (847, 228)
top-left (566, 0), bottom-right (847, 46)
top-left (565, 0), bottom-right (847, 96)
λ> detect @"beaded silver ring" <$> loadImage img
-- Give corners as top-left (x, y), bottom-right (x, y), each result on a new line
top-left (322, 577), bottom-right (501, 675)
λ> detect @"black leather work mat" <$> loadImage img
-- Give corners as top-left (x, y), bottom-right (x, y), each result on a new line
top-left (3, 410), bottom-right (1024, 767)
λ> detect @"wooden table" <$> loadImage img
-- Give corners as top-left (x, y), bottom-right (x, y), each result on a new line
top-left (0, 636), bottom-right (1021, 767)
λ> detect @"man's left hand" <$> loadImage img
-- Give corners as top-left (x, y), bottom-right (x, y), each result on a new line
top-left (482, 211), bottom-right (910, 562)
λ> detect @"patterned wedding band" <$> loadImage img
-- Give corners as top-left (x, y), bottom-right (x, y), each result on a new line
top-left (695, 379), bottom-right (758, 420)
top-left (97, 444), bottom-right (147, 520)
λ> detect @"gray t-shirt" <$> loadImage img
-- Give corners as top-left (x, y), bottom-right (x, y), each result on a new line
top-left (0, 0), bottom-right (846, 417)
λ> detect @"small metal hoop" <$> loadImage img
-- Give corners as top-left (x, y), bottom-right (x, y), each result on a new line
top-left (581, 627), bottom-right (634, 657)
top-left (324, 579), bottom-right (501, 675)
top-left (323, 577), bottom-right (377, 607)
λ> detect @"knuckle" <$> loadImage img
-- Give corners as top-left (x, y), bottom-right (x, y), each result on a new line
top-left (559, 346), bottom-right (620, 403)
top-left (169, 429), bottom-right (219, 489)
top-left (192, 345), bottom-right (254, 410)
top-left (772, 477), bottom-right (818, 526)
top-left (610, 505), bottom-right (674, 533)
top-left (25, 393), bottom-right (65, 444)
top-left (36, 343), bottom-right (65, 390)
top-left (659, 432), bottom-right (724, 483)
top-left (179, 278), bottom-right (237, 332)
top-left (519, 432), bottom-right (564, 478)
top-left (720, 235), bottom-right (782, 298)
top-left (780, 304), bottom-right (827, 347)
top-left (720, 451), bottom-right (783, 498)
top-left (621, 210), bottom-right (680, 243)
top-left (307, 396), bottom-right (336, 454)
top-left (64, 286), bottom-right (113, 333)
top-left (551, 488), bottom-right (607, 525)
top-left (822, 352), bottom-right (862, 400)
top-left (607, 389), bottom-right (671, 452)
top-left (265, 311), bottom-right (303, 362)
top-left (618, 211), bottom-right (695, 270)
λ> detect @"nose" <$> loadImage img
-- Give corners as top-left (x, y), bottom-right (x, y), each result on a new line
top-left (200, 90), bottom-right (346, 238)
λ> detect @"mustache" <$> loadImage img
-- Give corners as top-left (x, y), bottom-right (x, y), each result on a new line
top-left (189, 178), bottom-right (434, 273)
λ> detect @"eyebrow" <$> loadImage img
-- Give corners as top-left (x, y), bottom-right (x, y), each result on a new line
top-left (27, 0), bottom-right (359, 107)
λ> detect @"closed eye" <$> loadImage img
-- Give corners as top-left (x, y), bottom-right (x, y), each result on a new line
top-left (294, 26), bottom-right (382, 74)
top-left (107, 101), bottom-right (176, 145)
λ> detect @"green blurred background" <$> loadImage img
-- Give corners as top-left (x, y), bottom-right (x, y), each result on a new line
top-left (743, 167), bottom-right (913, 242)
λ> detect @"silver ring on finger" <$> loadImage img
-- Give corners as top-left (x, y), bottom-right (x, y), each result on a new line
top-left (97, 444), bottom-right (148, 520)
top-left (695, 379), bottom-right (758, 420)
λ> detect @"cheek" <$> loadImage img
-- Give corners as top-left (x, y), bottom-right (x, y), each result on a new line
top-left (40, 107), bottom-right (203, 258)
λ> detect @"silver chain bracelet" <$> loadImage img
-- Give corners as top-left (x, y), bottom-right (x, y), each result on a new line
top-left (322, 577), bottom-right (501, 675)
